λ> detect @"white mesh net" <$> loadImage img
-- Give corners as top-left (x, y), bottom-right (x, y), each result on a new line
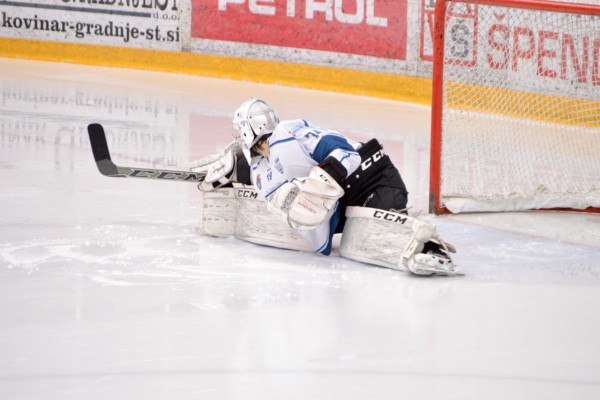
top-left (435, 0), bottom-right (600, 213)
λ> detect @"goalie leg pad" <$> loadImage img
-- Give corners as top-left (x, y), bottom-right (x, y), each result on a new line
top-left (340, 207), bottom-right (461, 276)
top-left (200, 187), bottom-right (312, 252)
top-left (339, 207), bottom-right (415, 272)
top-left (235, 188), bottom-right (313, 252)
top-left (200, 188), bottom-right (238, 237)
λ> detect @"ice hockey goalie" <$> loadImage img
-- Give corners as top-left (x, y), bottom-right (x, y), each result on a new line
top-left (190, 98), bottom-right (462, 276)
top-left (190, 147), bottom-right (462, 276)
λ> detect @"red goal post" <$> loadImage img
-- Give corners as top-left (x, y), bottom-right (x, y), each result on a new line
top-left (429, 0), bottom-right (600, 214)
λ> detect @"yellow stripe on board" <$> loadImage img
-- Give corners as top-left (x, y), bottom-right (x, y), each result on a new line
top-left (445, 81), bottom-right (600, 128)
top-left (0, 38), bottom-right (433, 105)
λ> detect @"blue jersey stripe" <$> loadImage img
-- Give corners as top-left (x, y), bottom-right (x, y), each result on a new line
top-left (265, 180), bottom-right (289, 199)
top-left (318, 204), bottom-right (341, 255)
top-left (312, 134), bottom-right (357, 164)
top-left (270, 136), bottom-right (296, 148)
top-left (338, 151), bottom-right (353, 163)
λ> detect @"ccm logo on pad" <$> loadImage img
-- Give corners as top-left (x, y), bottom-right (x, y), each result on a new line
top-left (373, 210), bottom-right (407, 224)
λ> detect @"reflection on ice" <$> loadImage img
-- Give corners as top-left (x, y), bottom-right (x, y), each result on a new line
top-left (1, 64), bottom-right (186, 170)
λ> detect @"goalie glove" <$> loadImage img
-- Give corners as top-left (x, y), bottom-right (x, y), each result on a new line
top-left (190, 141), bottom-right (242, 192)
top-left (267, 166), bottom-right (344, 231)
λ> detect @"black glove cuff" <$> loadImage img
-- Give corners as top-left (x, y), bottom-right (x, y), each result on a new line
top-left (318, 156), bottom-right (348, 186)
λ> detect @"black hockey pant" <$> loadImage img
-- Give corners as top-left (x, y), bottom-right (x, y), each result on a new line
top-left (335, 139), bottom-right (409, 233)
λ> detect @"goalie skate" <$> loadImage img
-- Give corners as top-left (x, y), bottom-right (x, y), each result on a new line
top-left (408, 248), bottom-right (463, 276)
top-left (429, 236), bottom-right (456, 253)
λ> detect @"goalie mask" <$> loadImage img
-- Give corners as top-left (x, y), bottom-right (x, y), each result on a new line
top-left (232, 98), bottom-right (280, 165)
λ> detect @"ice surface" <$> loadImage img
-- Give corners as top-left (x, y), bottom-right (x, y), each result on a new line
top-left (1, 58), bottom-right (600, 399)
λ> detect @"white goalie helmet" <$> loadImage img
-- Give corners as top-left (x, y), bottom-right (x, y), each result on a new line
top-left (232, 98), bottom-right (280, 164)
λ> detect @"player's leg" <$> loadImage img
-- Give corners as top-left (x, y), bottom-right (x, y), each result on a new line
top-left (200, 187), bottom-right (313, 252)
top-left (338, 143), bottom-right (408, 232)
top-left (199, 188), bottom-right (238, 237)
top-left (339, 206), bottom-right (462, 276)
top-left (362, 184), bottom-right (409, 213)
top-left (294, 203), bottom-right (341, 255)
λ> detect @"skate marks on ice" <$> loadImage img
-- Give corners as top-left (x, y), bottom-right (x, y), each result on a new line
top-left (0, 221), bottom-right (376, 295)
top-left (0, 223), bottom-right (204, 286)
top-left (6, 210), bottom-right (599, 289)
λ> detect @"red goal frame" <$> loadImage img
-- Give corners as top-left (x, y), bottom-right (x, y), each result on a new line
top-left (429, 0), bottom-right (600, 214)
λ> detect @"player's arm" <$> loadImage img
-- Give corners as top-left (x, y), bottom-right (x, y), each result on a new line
top-left (265, 132), bottom-right (360, 230)
top-left (310, 133), bottom-right (362, 185)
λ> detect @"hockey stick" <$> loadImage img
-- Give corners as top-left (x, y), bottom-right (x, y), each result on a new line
top-left (87, 123), bottom-right (206, 183)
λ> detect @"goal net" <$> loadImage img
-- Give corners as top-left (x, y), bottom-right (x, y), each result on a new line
top-left (429, 0), bottom-right (600, 214)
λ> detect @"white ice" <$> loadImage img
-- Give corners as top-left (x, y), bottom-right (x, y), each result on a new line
top-left (1, 58), bottom-right (600, 399)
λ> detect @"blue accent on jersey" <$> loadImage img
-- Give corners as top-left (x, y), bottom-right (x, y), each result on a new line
top-left (312, 134), bottom-right (357, 164)
top-left (338, 151), bottom-right (353, 164)
top-left (270, 136), bottom-right (296, 148)
top-left (265, 180), bottom-right (289, 199)
top-left (318, 203), bottom-right (341, 256)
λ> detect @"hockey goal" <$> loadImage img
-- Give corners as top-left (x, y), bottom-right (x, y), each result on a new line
top-left (429, 0), bottom-right (600, 214)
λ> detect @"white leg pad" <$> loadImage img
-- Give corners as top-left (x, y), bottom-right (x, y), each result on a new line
top-left (200, 188), bottom-right (238, 237)
top-left (200, 187), bottom-right (313, 251)
top-left (234, 188), bottom-right (313, 252)
top-left (340, 206), bottom-right (419, 272)
top-left (340, 206), bottom-right (461, 276)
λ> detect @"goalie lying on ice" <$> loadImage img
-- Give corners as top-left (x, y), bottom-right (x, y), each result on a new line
top-left (190, 98), bottom-right (462, 276)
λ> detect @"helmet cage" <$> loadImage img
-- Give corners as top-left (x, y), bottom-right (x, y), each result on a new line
top-left (232, 99), bottom-right (279, 163)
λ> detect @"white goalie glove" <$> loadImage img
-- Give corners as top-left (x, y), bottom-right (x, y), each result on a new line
top-left (267, 166), bottom-right (344, 231)
top-left (190, 141), bottom-right (242, 192)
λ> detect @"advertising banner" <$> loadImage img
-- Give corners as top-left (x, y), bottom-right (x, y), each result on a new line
top-left (191, 0), bottom-right (408, 60)
top-left (421, 0), bottom-right (599, 97)
top-left (420, 0), bottom-right (477, 64)
top-left (0, 0), bottom-right (181, 50)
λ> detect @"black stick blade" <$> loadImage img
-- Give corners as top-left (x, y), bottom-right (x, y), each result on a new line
top-left (87, 123), bottom-right (120, 177)
top-left (88, 123), bottom-right (111, 162)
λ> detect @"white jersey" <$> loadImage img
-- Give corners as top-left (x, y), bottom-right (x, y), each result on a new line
top-left (250, 119), bottom-right (362, 254)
